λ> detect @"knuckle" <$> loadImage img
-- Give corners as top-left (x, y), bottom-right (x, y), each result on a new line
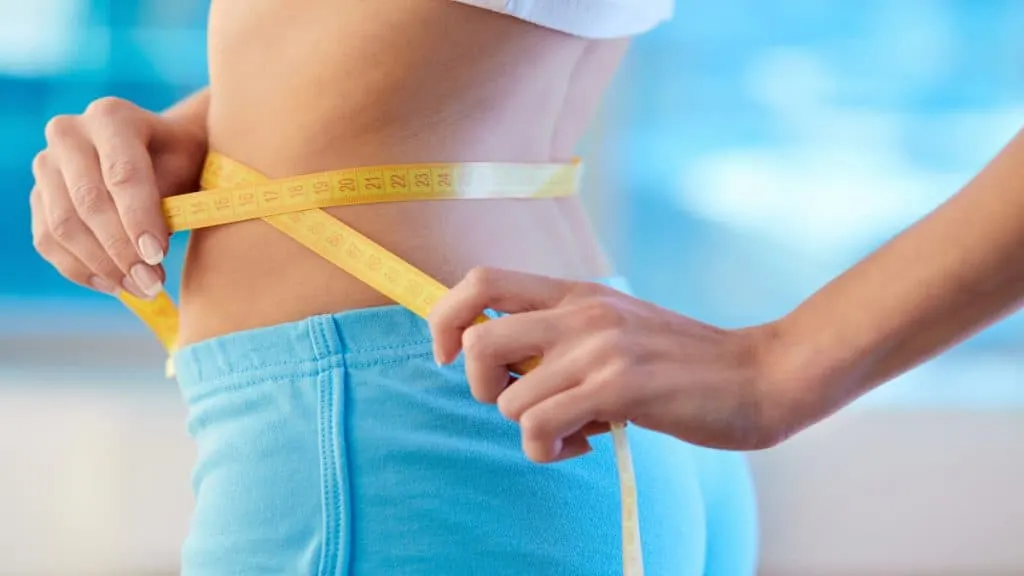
top-left (578, 297), bottom-right (628, 330)
top-left (31, 151), bottom-right (50, 176)
top-left (87, 253), bottom-right (120, 277)
top-left (118, 203), bottom-right (155, 231)
top-left (592, 329), bottom-right (629, 355)
top-left (464, 266), bottom-right (498, 296)
top-left (569, 280), bottom-right (610, 299)
top-left (48, 210), bottom-right (80, 242)
top-left (101, 234), bottom-right (134, 259)
top-left (461, 324), bottom-right (491, 358)
top-left (43, 115), bottom-right (75, 141)
top-left (32, 230), bottom-right (54, 255)
top-left (103, 158), bottom-right (139, 187)
top-left (87, 96), bottom-right (129, 118)
top-left (68, 182), bottom-right (107, 216)
top-left (518, 411), bottom-right (551, 441)
top-left (595, 352), bottom-right (632, 388)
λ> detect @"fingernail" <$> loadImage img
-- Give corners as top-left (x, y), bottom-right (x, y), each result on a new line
top-left (137, 233), bottom-right (165, 266)
top-left (553, 436), bottom-right (592, 462)
top-left (129, 263), bottom-right (162, 298)
top-left (434, 347), bottom-right (451, 366)
top-left (88, 275), bottom-right (119, 295)
top-left (122, 277), bottom-right (148, 299)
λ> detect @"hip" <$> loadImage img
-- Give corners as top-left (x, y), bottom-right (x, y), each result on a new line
top-left (174, 297), bottom-right (757, 575)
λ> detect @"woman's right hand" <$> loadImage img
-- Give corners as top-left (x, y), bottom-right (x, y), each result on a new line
top-left (30, 96), bottom-right (207, 299)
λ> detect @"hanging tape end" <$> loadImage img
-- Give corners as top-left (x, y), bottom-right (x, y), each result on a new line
top-left (164, 347), bottom-right (177, 379)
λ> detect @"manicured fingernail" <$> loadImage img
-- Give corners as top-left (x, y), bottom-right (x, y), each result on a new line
top-left (129, 263), bottom-right (162, 298)
top-left (88, 275), bottom-right (119, 295)
top-left (122, 277), bottom-right (148, 299)
top-left (137, 233), bottom-right (164, 266)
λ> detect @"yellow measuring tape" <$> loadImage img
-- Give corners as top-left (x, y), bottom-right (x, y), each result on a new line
top-left (118, 152), bottom-right (643, 575)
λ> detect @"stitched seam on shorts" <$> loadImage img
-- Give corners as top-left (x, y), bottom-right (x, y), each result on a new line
top-left (179, 356), bottom-right (347, 400)
top-left (317, 367), bottom-right (339, 575)
top-left (178, 339), bottom-right (436, 385)
top-left (336, 362), bottom-right (353, 576)
top-left (340, 338), bottom-right (434, 354)
top-left (180, 351), bottom-right (446, 400)
top-left (344, 348), bottom-right (436, 370)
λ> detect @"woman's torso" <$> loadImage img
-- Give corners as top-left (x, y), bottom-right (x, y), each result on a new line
top-left (178, 0), bottom-right (628, 345)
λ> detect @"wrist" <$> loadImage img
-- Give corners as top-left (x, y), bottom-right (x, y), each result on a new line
top-left (753, 314), bottom-right (872, 446)
top-left (731, 321), bottom-right (788, 449)
top-left (742, 318), bottom-right (835, 448)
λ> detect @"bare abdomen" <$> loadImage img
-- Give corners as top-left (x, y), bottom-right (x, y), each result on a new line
top-left (178, 0), bottom-right (625, 345)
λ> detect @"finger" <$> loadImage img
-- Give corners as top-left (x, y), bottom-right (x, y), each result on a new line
top-left (462, 309), bottom-right (564, 404)
top-left (494, 334), bottom-right (582, 421)
top-left (86, 102), bottom-right (168, 266)
top-left (548, 432), bottom-right (592, 462)
top-left (30, 186), bottom-right (113, 292)
top-left (519, 384), bottom-right (604, 463)
top-left (52, 122), bottom-right (162, 299)
top-left (31, 155), bottom-right (124, 294)
top-left (579, 421), bottom-right (612, 437)
top-left (429, 267), bottom-right (572, 364)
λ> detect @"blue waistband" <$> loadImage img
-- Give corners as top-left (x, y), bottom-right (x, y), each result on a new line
top-left (173, 275), bottom-right (630, 388)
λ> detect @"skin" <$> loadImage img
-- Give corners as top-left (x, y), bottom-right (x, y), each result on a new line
top-left (29, 0), bottom-right (625, 345)
top-left (30, 96), bottom-right (207, 298)
top-left (31, 0), bottom-right (1022, 464)
top-left (428, 127), bottom-right (1024, 463)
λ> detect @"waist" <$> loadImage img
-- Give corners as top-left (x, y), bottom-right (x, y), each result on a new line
top-left (177, 274), bottom-right (629, 390)
top-left (188, 0), bottom-right (624, 345)
top-left (177, 181), bottom-right (610, 347)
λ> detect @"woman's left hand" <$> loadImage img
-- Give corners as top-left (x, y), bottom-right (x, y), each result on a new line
top-left (428, 267), bottom-right (788, 463)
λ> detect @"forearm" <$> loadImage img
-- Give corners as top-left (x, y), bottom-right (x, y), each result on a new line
top-left (769, 128), bottom-right (1024, 426)
top-left (162, 87), bottom-right (210, 136)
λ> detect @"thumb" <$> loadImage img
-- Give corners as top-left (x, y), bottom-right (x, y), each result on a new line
top-left (152, 149), bottom-right (205, 199)
top-left (150, 117), bottom-right (207, 198)
top-left (428, 267), bottom-right (571, 364)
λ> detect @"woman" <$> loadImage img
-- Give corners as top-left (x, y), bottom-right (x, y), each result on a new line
top-left (28, 0), bottom-right (756, 574)
top-left (428, 126), bottom-right (1024, 457)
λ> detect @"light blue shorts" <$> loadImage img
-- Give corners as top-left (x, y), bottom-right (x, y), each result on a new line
top-left (174, 278), bottom-right (758, 575)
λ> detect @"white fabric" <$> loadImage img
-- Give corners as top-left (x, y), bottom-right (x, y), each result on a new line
top-left (453, 0), bottom-right (673, 39)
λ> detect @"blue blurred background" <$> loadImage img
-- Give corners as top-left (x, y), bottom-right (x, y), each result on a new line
top-left (0, 1), bottom-right (1022, 574)
top-left (2, 0), bottom-right (1021, 403)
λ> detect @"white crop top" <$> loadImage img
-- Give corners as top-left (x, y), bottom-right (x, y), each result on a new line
top-left (453, 0), bottom-right (673, 39)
